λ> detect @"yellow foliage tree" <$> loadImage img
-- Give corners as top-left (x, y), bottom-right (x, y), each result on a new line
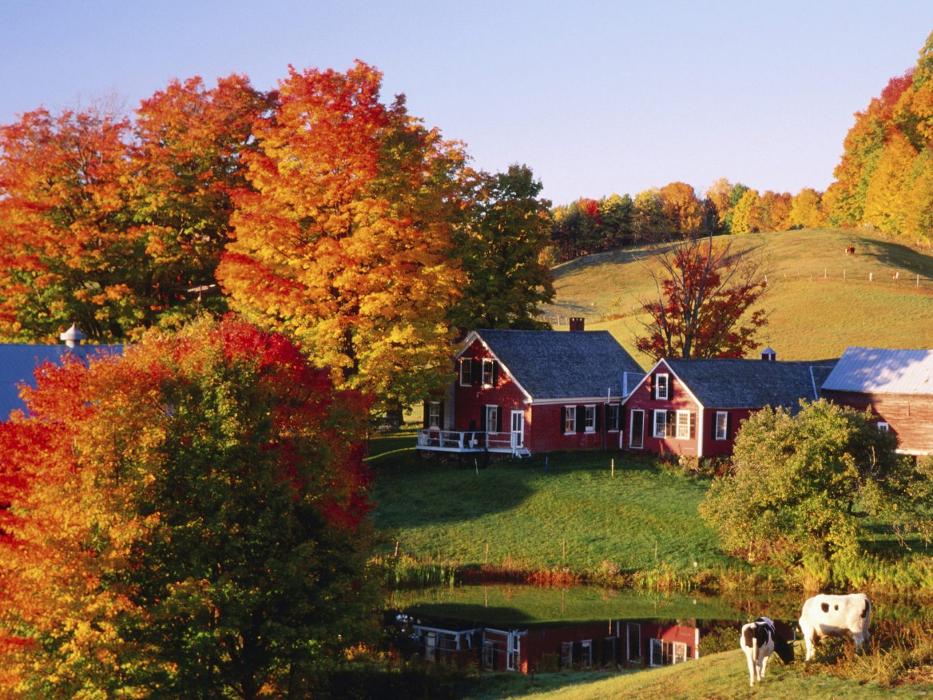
top-left (730, 189), bottom-right (761, 234)
top-left (217, 63), bottom-right (466, 411)
top-left (788, 188), bottom-right (826, 229)
top-left (864, 131), bottom-right (919, 235)
top-left (659, 181), bottom-right (703, 236)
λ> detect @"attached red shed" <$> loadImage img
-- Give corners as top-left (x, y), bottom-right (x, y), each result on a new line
top-left (418, 325), bottom-right (643, 456)
top-left (821, 347), bottom-right (933, 456)
top-left (621, 351), bottom-right (834, 458)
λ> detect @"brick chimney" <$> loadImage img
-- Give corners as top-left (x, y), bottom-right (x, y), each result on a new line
top-left (761, 346), bottom-right (776, 362)
top-left (569, 317), bottom-right (585, 332)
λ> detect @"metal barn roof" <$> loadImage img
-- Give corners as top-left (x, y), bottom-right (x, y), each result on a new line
top-left (0, 344), bottom-right (122, 418)
top-left (821, 347), bottom-right (933, 396)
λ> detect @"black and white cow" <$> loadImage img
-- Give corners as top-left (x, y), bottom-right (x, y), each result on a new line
top-left (739, 616), bottom-right (794, 687)
top-left (799, 593), bottom-right (871, 661)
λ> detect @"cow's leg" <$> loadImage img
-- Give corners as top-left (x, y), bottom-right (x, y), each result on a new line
top-left (761, 653), bottom-right (771, 678)
top-left (744, 649), bottom-right (756, 687)
top-left (799, 619), bottom-right (816, 661)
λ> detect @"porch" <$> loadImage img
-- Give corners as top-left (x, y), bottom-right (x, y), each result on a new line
top-left (416, 429), bottom-right (531, 456)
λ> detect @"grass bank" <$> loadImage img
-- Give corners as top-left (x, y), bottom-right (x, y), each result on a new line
top-left (369, 441), bottom-right (931, 593)
top-left (461, 648), bottom-right (932, 699)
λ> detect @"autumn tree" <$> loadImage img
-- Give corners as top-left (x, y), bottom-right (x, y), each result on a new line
top-left (0, 107), bottom-right (135, 341)
top-left (450, 164), bottom-right (555, 330)
top-left (700, 400), bottom-right (932, 585)
top-left (0, 318), bottom-right (374, 697)
top-left (599, 193), bottom-right (635, 249)
top-left (705, 178), bottom-right (734, 234)
top-left (757, 190), bottom-right (792, 231)
top-left (634, 234), bottom-right (768, 360)
top-left (216, 62), bottom-right (466, 412)
top-left (127, 74), bottom-right (270, 328)
top-left (632, 188), bottom-right (667, 243)
top-left (551, 197), bottom-right (603, 259)
top-left (659, 181), bottom-right (704, 236)
top-left (788, 187), bottom-right (826, 228)
top-left (729, 188), bottom-right (761, 234)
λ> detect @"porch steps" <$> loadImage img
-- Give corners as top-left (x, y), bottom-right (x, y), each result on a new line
top-left (512, 447), bottom-right (532, 458)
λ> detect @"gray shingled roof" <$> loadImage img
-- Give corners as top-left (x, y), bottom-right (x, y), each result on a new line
top-left (473, 329), bottom-right (644, 400)
top-left (0, 344), bottom-right (122, 419)
top-left (822, 347), bottom-right (933, 396)
top-left (664, 358), bottom-right (837, 409)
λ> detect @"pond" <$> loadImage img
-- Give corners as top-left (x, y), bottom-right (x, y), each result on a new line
top-left (385, 584), bottom-right (930, 675)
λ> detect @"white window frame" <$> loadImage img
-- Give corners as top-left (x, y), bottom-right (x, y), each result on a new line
top-left (877, 421), bottom-right (889, 432)
top-left (485, 404), bottom-right (499, 433)
top-left (672, 641), bottom-right (688, 665)
top-left (584, 404), bottom-right (596, 433)
top-left (607, 403), bottom-right (621, 432)
top-left (655, 373), bottom-right (669, 400)
top-left (580, 639), bottom-right (593, 668)
top-left (482, 358), bottom-right (494, 387)
top-left (649, 638), bottom-right (663, 667)
top-left (564, 405), bottom-right (577, 434)
top-left (653, 409), bottom-right (667, 438)
top-left (675, 410), bottom-right (691, 440)
top-left (715, 411), bottom-right (728, 440)
top-left (459, 358), bottom-right (472, 386)
top-left (629, 409), bottom-right (644, 449)
top-left (428, 401), bottom-right (441, 429)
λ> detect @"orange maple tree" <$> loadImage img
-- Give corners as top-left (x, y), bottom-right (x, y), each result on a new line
top-left (217, 62), bottom-right (466, 410)
top-left (0, 318), bottom-right (373, 697)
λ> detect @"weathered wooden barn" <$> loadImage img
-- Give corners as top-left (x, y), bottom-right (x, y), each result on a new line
top-left (418, 321), bottom-right (644, 457)
top-left (821, 347), bottom-right (933, 456)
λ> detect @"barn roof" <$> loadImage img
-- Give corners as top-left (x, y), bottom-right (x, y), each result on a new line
top-left (0, 344), bottom-right (122, 419)
top-left (468, 329), bottom-right (644, 400)
top-left (664, 358), bottom-right (836, 409)
top-left (822, 347), bottom-right (933, 396)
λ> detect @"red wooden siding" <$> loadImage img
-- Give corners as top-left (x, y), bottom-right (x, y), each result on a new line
top-left (454, 339), bottom-right (527, 433)
top-left (822, 389), bottom-right (933, 455)
top-left (623, 363), bottom-right (702, 456)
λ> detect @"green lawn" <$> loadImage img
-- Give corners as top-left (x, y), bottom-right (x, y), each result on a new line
top-left (546, 228), bottom-right (933, 367)
top-left (371, 452), bottom-right (737, 575)
top-left (461, 650), bottom-right (932, 699)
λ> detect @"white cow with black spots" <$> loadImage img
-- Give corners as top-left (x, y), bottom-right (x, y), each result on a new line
top-left (739, 616), bottom-right (794, 687)
top-left (799, 593), bottom-right (871, 661)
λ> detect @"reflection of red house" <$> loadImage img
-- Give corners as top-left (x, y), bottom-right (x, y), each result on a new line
top-left (418, 321), bottom-right (643, 456)
top-left (621, 349), bottom-right (834, 457)
top-left (412, 618), bottom-right (705, 673)
top-left (821, 347), bottom-right (933, 456)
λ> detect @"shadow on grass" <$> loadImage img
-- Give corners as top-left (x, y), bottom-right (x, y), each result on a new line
top-left (402, 602), bottom-right (534, 627)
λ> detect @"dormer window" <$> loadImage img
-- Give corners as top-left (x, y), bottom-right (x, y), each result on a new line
top-left (482, 358), bottom-right (495, 387)
top-left (655, 373), bottom-right (669, 400)
top-left (459, 358), bottom-right (472, 386)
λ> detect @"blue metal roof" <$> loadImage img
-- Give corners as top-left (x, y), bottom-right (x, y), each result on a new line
top-left (0, 344), bottom-right (122, 419)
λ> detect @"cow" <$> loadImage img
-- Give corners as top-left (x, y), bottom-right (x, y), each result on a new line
top-left (845, 246), bottom-right (856, 255)
top-left (799, 593), bottom-right (871, 661)
top-left (739, 616), bottom-right (794, 687)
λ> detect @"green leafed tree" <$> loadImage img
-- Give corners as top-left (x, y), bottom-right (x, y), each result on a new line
top-left (700, 400), bottom-right (933, 586)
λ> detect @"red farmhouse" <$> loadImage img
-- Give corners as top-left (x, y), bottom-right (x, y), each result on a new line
top-left (821, 347), bottom-right (933, 456)
top-left (621, 349), bottom-right (835, 458)
top-left (418, 323), bottom-right (643, 456)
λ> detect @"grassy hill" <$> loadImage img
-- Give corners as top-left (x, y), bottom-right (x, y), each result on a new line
top-left (545, 228), bottom-right (933, 367)
top-left (462, 649), bottom-right (931, 699)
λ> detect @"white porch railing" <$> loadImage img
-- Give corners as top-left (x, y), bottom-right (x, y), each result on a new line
top-left (416, 430), bottom-right (526, 454)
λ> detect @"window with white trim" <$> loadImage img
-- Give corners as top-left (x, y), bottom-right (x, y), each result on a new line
top-left (877, 421), bottom-right (889, 432)
top-left (584, 405), bottom-right (596, 433)
top-left (653, 409), bottom-right (667, 438)
top-left (459, 358), bottom-right (472, 386)
top-left (715, 411), bottom-right (728, 440)
top-left (675, 410), bottom-right (691, 440)
top-left (580, 639), bottom-right (593, 668)
top-left (607, 404), bottom-right (620, 432)
top-left (482, 358), bottom-right (494, 387)
top-left (655, 373), bottom-right (669, 400)
top-left (428, 401), bottom-right (441, 429)
top-left (564, 406), bottom-right (576, 434)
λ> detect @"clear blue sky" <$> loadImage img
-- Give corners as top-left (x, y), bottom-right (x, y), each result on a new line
top-left (1, 1), bottom-right (930, 204)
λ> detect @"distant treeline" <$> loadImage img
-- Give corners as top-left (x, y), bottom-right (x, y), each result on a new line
top-left (549, 181), bottom-right (824, 262)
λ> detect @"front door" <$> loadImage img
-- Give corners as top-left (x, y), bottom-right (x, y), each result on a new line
top-left (510, 410), bottom-right (524, 448)
top-left (629, 409), bottom-right (644, 449)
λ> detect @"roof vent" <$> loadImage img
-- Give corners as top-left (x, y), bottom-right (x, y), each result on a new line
top-left (569, 317), bottom-right (585, 332)
top-left (761, 346), bottom-right (776, 362)
top-left (60, 323), bottom-right (86, 348)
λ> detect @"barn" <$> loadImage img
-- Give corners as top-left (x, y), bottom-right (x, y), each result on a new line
top-left (821, 347), bottom-right (933, 456)
top-left (417, 321), bottom-right (644, 456)
top-left (621, 349), bottom-right (835, 457)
